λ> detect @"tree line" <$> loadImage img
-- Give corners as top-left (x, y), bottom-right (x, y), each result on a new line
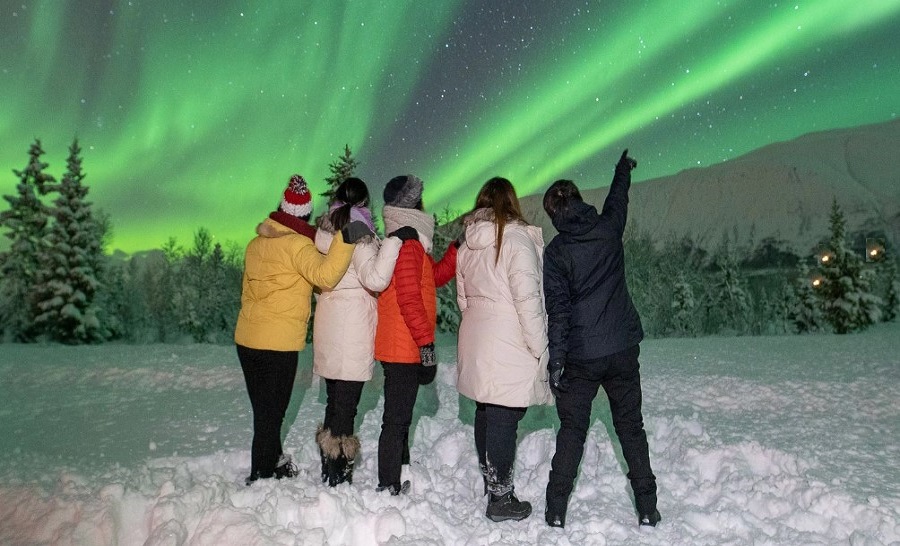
top-left (1, 140), bottom-right (896, 344)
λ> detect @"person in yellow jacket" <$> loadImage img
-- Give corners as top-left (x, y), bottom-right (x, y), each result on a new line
top-left (234, 174), bottom-right (370, 485)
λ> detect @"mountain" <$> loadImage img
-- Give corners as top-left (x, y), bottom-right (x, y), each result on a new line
top-left (520, 118), bottom-right (900, 256)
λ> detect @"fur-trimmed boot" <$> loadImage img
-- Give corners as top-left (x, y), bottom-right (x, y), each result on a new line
top-left (316, 426), bottom-right (360, 487)
top-left (338, 434), bottom-right (360, 485)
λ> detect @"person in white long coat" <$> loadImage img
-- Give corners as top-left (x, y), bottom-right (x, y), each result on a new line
top-left (312, 177), bottom-right (413, 486)
top-left (455, 177), bottom-right (552, 523)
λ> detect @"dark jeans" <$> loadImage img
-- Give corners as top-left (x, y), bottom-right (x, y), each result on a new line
top-left (377, 362), bottom-right (436, 487)
top-left (236, 344), bottom-right (298, 479)
top-left (474, 402), bottom-right (527, 496)
top-left (323, 378), bottom-right (365, 437)
top-left (547, 344), bottom-right (657, 517)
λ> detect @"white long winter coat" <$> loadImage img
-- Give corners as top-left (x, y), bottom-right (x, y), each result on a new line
top-left (455, 210), bottom-right (553, 407)
top-left (313, 227), bottom-right (402, 381)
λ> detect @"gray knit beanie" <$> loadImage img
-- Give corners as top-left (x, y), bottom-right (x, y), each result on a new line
top-left (383, 175), bottom-right (423, 209)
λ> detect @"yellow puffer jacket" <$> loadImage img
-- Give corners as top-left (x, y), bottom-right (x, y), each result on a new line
top-left (234, 217), bottom-right (354, 351)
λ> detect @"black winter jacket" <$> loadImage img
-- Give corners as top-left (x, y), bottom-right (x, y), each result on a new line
top-left (543, 167), bottom-right (644, 363)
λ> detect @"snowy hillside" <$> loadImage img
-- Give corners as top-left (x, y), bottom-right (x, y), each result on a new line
top-left (521, 118), bottom-right (900, 254)
top-left (1, 324), bottom-right (899, 545)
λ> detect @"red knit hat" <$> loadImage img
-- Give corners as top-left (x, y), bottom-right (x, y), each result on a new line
top-left (279, 174), bottom-right (312, 220)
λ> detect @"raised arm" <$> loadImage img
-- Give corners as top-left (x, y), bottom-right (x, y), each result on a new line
top-left (600, 149), bottom-right (637, 237)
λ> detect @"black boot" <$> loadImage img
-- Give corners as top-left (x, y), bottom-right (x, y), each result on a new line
top-left (486, 491), bottom-right (532, 522)
top-left (337, 435), bottom-right (360, 485)
top-left (319, 448), bottom-right (328, 483)
top-left (274, 454), bottom-right (298, 479)
top-left (639, 510), bottom-right (661, 527)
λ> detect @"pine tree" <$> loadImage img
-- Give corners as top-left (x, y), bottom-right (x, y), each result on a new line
top-left (33, 139), bottom-right (109, 343)
top-left (884, 258), bottom-right (898, 322)
top-left (434, 208), bottom-right (461, 334)
top-left (670, 271), bottom-right (697, 336)
top-left (0, 139), bottom-right (56, 340)
top-left (787, 262), bottom-right (824, 333)
top-left (818, 198), bottom-right (882, 333)
top-left (321, 144), bottom-right (358, 204)
top-left (707, 251), bottom-right (752, 334)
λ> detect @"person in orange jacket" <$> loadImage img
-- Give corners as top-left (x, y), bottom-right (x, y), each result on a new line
top-left (374, 174), bottom-right (458, 495)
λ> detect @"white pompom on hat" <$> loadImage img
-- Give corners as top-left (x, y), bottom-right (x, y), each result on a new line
top-left (280, 174), bottom-right (313, 220)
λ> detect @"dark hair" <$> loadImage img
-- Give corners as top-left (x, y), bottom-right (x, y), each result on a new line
top-left (329, 177), bottom-right (370, 231)
top-left (542, 179), bottom-right (582, 219)
top-left (471, 177), bottom-right (526, 264)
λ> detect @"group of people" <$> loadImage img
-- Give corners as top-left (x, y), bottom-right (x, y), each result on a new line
top-left (233, 150), bottom-right (661, 528)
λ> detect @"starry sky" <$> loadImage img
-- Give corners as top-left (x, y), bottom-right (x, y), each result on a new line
top-left (1, 0), bottom-right (898, 253)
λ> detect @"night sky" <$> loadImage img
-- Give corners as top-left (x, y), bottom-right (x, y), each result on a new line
top-left (2, 1), bottom-right (898, 253)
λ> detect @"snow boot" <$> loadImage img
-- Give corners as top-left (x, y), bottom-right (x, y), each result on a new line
top-left (486, 491), bottom-right (532, 522)
top-left (376, 480), bottom-right (411, 496)
top-left (316, 425), bottom-right (343, 487)
top-left (274, 454), bottom-right (298, 480)
top-left (639, 510), bottom-right (662, 527)
top-left (337, 434), bottom-right (360, 485)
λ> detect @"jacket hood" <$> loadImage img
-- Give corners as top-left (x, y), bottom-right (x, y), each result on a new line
top-left (550, 200), bottom-right (600, 236)
top-left (464, 208), bottom-right (540, 251)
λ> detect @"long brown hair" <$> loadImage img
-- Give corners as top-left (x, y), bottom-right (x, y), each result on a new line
top-left (471, 177), bottom-right (527, 264)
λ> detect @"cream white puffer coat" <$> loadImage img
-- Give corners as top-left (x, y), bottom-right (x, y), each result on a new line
top-left (313, 226), bottom-right (402, 381)
top-left (455, 209), bottom-right (553, 407)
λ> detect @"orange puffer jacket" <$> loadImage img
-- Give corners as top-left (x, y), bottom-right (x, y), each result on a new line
top-left (375, 240), bottom-right (457, 363)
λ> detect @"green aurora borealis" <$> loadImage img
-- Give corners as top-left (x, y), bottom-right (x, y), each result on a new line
top-left (2, 0), bottom-right (898, 253)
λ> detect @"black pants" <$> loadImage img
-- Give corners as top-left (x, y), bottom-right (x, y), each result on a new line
top-left (236, 344), bottom-right (298, 479)
top-left (547, 344), bottom-right (656, 516)
top-left (474, 402), bottom-right (527, 496)
top-left (377, 362), bottom-right (436, 487)
top-left (323, 378), bottom-right (365, 437)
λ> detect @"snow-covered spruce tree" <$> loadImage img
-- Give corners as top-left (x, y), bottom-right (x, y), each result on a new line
top-left (434, 207), bottom-right (461, 334)
top-left (670, 271), bottom-right (698, 336)
top-left (787, 262), bottom-right (825, 333)
top-left (0, 139), bottom-right (56, 341)
top-left (32, 139), bottom-right (110, 343)
top-left (170, 229), bottom-right (242, 342)
top-left (881, 257), bottom-right (898, 322)
top-left (705, 250), bottom-right (752, 335)
top-left (818, 198), bottom-right (882, 333)
top-left (320, 144), bottom-right (358, 204)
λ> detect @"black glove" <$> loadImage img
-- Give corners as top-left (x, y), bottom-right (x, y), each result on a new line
top-left (453, 229), bottom-right (466, 249)
top-left (341, 220), bottom-right (374, 244)
top-left (548, 360), bottom-right (567, 397)
top-left (419, 342), bottom-right (436, 367)
top-left (389, 226), bottom-right (419, 242)
top-left (616, 149), bottom-right (637, 172)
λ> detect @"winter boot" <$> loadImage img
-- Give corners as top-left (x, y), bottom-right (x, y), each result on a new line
top-left (545, 490), bottom-right (568, 528)
top-left (338, 435), bottom-right (360, 485)
top-left (316, 425), bottom-right (344, 487)
top-left (274, 454), bottom-right (298, 480)
top-left (639, 510), bottom-right (661, 527)
top-left (486, 491), bottom-right (532, 522)
top-left (376, 480), bottom-right (411, 496)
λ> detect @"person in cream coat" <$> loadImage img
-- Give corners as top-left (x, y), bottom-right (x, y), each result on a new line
top-left (455, 177), bottom-right (552, 523)
top-left (312, 177), bottom-right (408, 487)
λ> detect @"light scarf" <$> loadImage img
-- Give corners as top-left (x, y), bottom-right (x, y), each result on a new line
top-left (383, 205), bottom-right (434, 253)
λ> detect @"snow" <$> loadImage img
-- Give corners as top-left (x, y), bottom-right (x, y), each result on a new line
top-left (1, 324), bottom-right (898, 545)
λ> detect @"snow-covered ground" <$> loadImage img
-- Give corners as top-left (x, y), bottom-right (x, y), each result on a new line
top-left (1, 323), bottom-right (898, 545)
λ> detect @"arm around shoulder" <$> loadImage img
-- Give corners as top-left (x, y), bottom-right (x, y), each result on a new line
top-left (294, 231), bottom-right (354, 289)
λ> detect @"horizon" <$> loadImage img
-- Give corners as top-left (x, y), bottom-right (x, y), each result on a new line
top-left (2, 1), bottom-right (898, 253)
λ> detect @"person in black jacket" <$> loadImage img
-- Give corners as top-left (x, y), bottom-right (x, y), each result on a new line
top-left (541, 150), bottom-right (660, 528)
